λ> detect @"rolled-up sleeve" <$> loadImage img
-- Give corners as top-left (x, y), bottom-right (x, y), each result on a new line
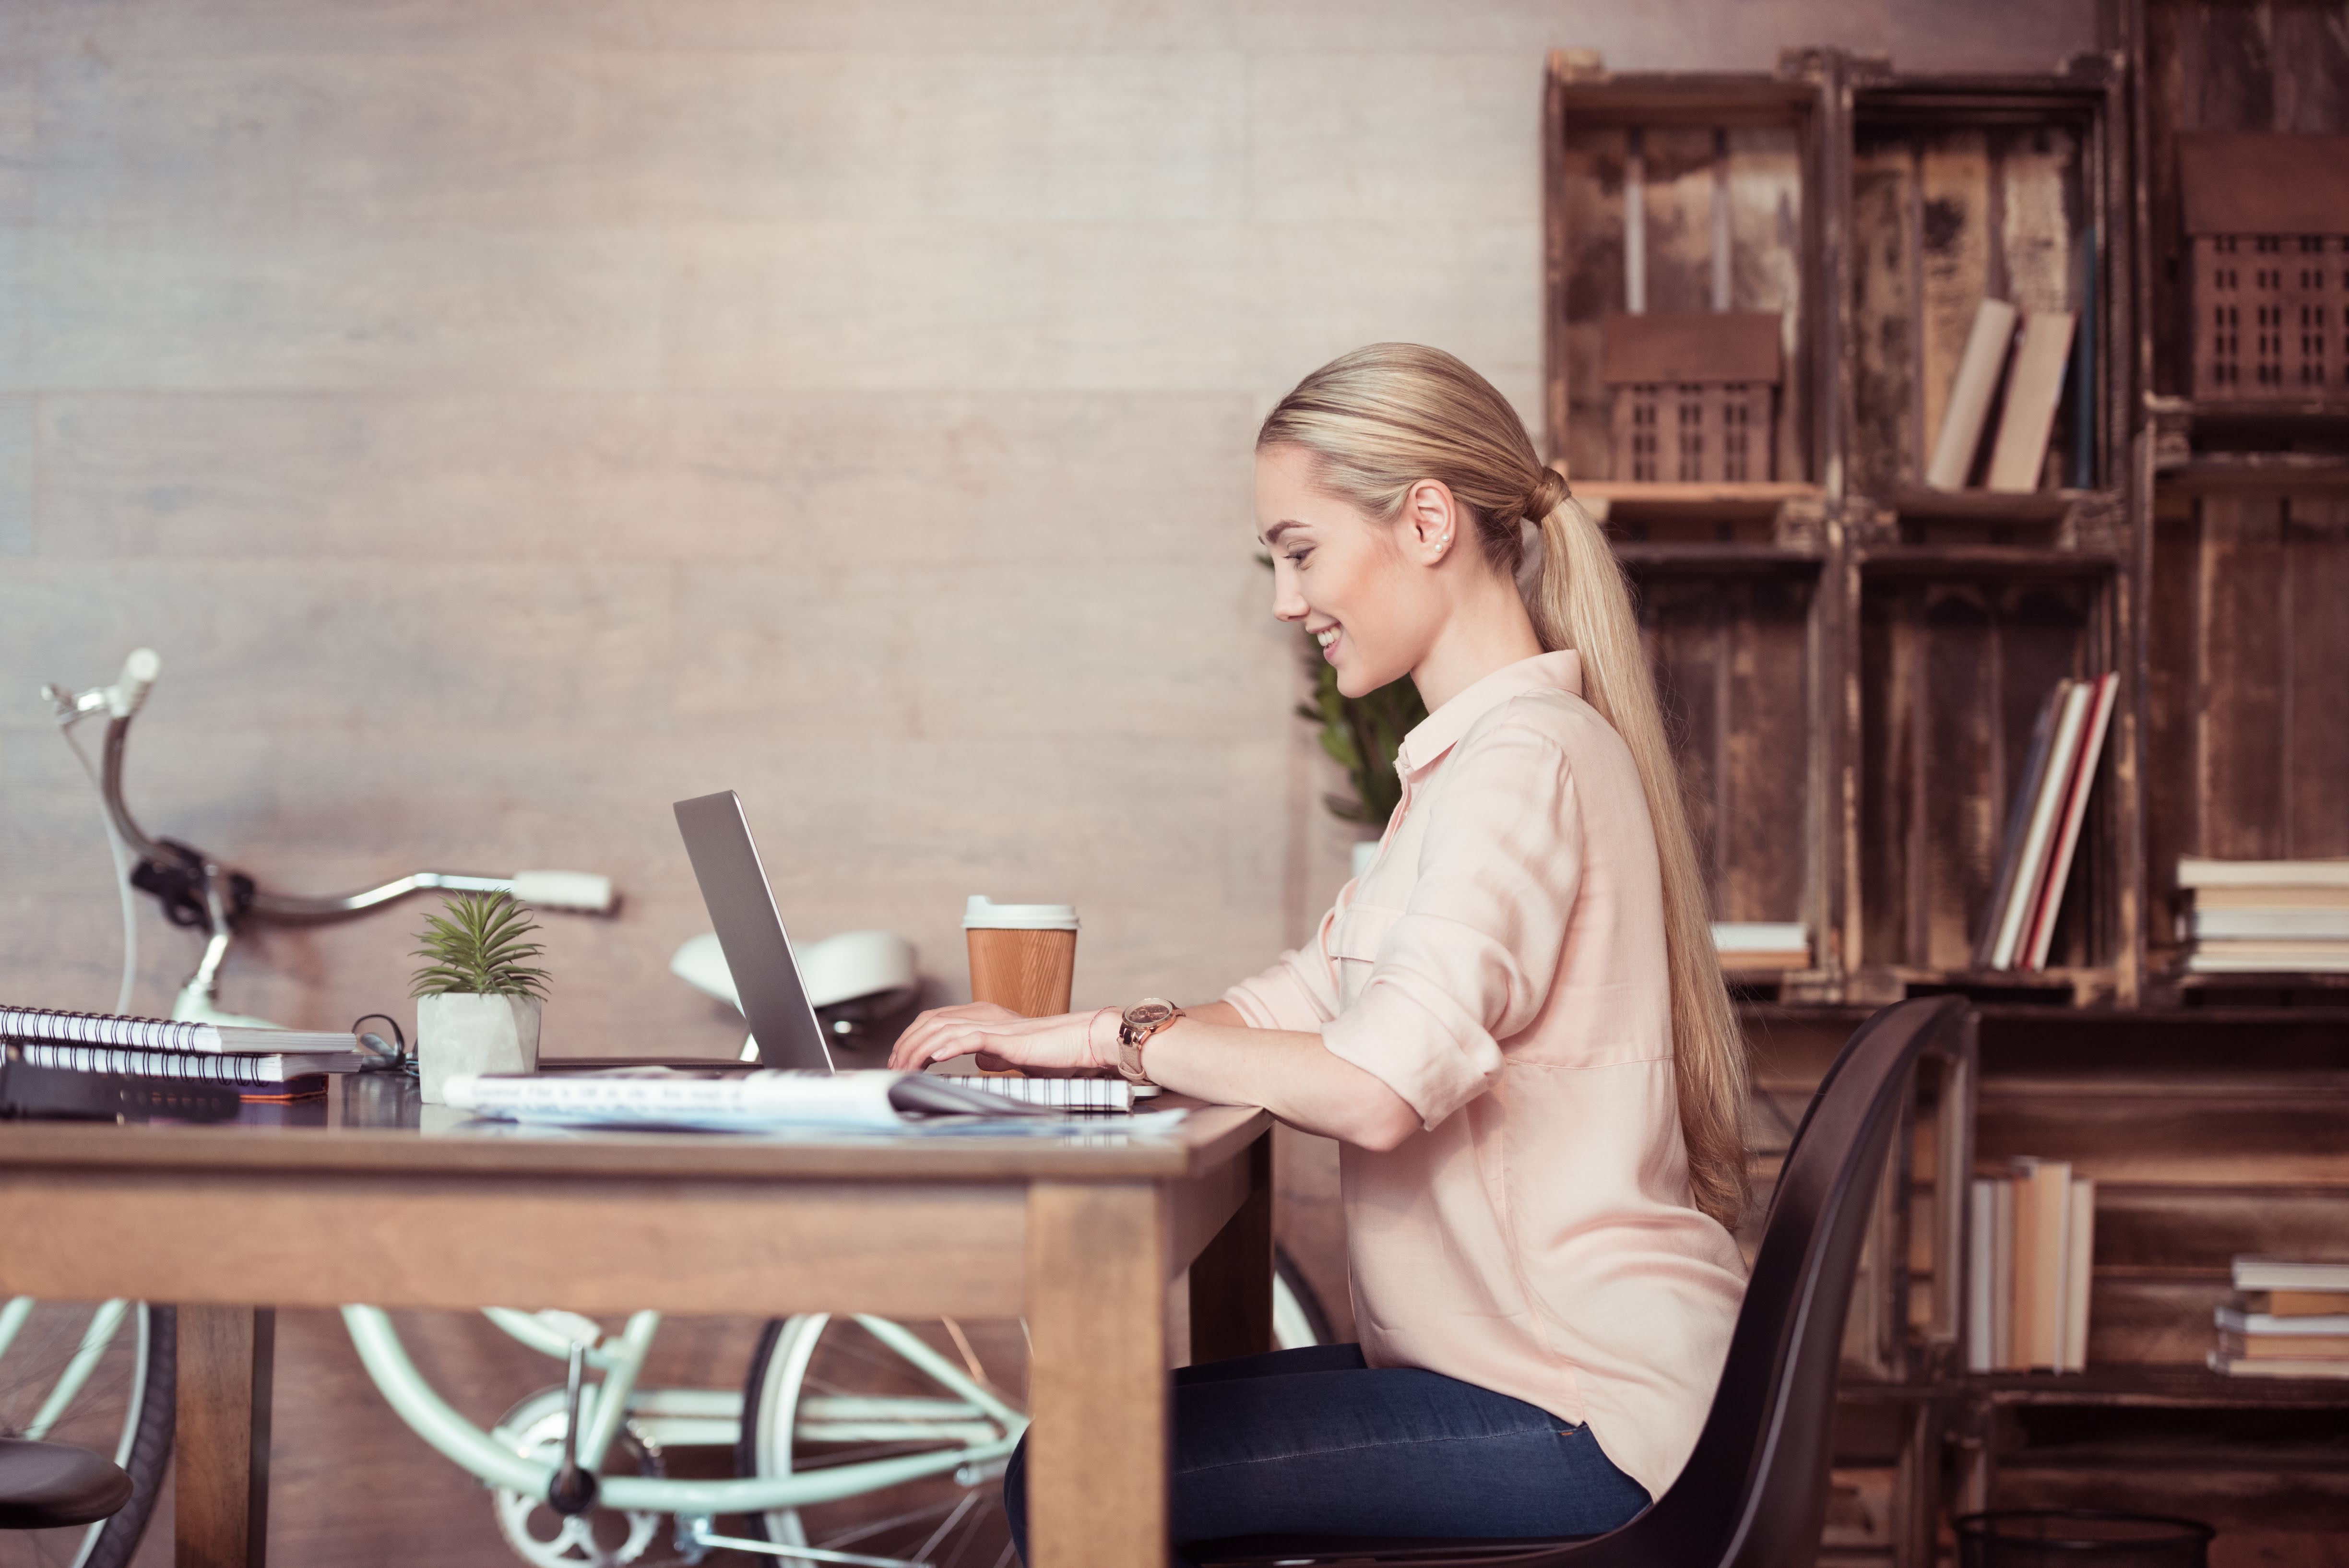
top-left (1222, 901), bottom-right (1345, 1033)
top-left (1320, 722), bottom-right (1583, 1128)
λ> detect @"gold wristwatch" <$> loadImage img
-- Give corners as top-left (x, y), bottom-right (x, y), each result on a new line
top-left (1115, 998), bottom-right (1184, 1085)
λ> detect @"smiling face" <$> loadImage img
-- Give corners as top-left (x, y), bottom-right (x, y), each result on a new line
top-left (1256, 443), bottom-right (1449, 699)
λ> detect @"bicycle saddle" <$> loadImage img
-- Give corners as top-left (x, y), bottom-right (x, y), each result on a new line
top-left (0, 1438), bottom-right (134, 1530)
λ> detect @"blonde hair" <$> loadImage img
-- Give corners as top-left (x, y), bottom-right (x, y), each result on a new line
top-left (1259, 342), bottom-right (1749, 1228)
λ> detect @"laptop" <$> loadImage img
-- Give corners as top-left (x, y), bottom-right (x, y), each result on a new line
top-left (671, 790), bottom-right (1148, 1110)
top-left (672, 790), bottom-right (838, 1072)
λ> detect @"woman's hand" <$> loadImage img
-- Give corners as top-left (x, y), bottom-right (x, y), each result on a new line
top-left (887, 1003), bottom-right (1114, 1076)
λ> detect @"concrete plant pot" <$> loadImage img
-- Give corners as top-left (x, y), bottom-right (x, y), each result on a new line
top-left (416, 992), bottom-right (541, 1105)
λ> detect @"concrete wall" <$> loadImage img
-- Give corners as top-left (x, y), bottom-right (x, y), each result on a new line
top-left (0, 3), bottom-right (2093, 1564)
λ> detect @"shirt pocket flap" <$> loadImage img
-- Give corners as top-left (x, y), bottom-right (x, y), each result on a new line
top-left (1329, 901), bottom-right (1404, 964)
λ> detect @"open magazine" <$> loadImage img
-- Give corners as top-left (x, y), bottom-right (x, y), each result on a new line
top-left (441, 1066), bottom-right (1091, 1134)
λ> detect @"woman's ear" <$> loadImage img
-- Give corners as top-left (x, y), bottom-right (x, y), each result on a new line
top-left (1400, 478), bottom-right (1460, 564)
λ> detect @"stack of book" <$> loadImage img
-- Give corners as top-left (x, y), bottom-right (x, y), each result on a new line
top-left (1975, 674), bottom-right (2119, 972)
top-left (0, 1005), bottom-right (362, 1099)
top-left (1711, 923), bottom-right (1810, 973)
top-left (2177, 858), bottom-right (2349, 974)
top-left (2211, 1258), bottom-right (2349, 1379)
top-left (1967, 1158), bottom-right (2096, 1373)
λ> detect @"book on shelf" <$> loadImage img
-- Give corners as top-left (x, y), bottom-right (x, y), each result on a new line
top-left (1968, 1163), bottom-right (2093, 1374)
top-left (1928, 298), bottom-right (2020, 489)
top-left (2179, 858), bottom-right (2349, 891)
top-left (2240, 1288), bottom-right (2349, 1318)
top-left (2189, 907), bottom-right (2349, 940)
top-left (2206, 1353), bottom-right (2349, 1379)
top-left (2216, 1305), bottom-right (2349, 1335)
top-left (0, 1004), bottom-right (356, 1057)
top-left (2189, 885), bottom-right (2349, 911)
top-left (1710, 923), bottom-right (1810, 971)
top-left (1980, 678), bottom-right (2099, 971)
top-left (1976, 683), bottom-right (2066, 969)
top-left (1986, 310), bottom-right (2078, 493)
top-left (2234, 1257), bottom-right (2349, 1294)
top-left (2022, 673), bottom-right (2117, 970)
top-left (2216, 1330), bottom-right (2349, 1360)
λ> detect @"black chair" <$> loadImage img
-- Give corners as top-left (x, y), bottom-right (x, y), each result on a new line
top-left (1197, 993), bottom-right (1969, 1568)
top-left (0, 1438), bottom-right (136, 1531)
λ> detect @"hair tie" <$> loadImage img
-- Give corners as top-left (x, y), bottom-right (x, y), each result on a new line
top-left (1525, 468), bottom-right (1569, 521)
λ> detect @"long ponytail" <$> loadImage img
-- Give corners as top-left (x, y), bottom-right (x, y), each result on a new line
top-left (1259, 343), bottom-right (1749, 1228)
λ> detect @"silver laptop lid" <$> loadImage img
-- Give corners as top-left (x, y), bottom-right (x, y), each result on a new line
top-left (672, 791), bottom-right (835, 1072)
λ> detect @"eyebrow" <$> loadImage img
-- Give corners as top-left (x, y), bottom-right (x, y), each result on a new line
top-left (1259, 520), bottom-right (1306, 546)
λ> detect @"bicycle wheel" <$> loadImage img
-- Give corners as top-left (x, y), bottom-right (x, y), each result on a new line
top-left (737, 1315), bottom-right (1024, 1568)
top-left (0, 1300), bottom-right (174, 1568)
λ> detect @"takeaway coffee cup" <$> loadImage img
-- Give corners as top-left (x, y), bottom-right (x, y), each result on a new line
top-left (963, 896), bottom-right (1079, 1019)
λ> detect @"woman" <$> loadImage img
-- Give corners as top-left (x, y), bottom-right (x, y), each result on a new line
top-left (890, 343), bottom-right (1750, 1559)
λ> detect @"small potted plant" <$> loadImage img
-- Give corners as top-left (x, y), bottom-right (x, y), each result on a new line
top-left (411, 890), bottom-right (549, 1105)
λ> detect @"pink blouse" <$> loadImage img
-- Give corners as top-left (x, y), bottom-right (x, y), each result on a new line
top-left (1223, 650), bottom-right (1747, 1501)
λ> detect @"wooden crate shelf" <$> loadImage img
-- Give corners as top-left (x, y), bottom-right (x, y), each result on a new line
top-left (1548, 17), bottom-right (2348, 1560)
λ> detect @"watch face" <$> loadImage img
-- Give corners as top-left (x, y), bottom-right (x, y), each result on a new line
top-left (1125, 1000), bottom-right (1176, 1029)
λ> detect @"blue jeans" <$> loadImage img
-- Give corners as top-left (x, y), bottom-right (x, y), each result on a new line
top-left (1000, 1343), bottom-right (1650, 1563)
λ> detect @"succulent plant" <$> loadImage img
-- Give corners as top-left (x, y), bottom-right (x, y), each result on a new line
top-left (410, 891), bottom-right (550, 1000)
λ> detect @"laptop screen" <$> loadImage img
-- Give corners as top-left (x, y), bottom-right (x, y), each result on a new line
top-left (672, 791), bottom-right (835, 1073)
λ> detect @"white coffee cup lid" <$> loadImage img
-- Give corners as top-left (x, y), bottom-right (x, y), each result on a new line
top-left (963, 895), bottom-right (1079, 931)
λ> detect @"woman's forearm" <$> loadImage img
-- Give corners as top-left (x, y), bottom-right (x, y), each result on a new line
top-left (1143, 1015), bottom-right (1421, 1152)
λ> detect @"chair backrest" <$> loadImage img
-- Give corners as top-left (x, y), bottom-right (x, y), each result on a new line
top-left (1545, 994), bottom-right (1967, 1568)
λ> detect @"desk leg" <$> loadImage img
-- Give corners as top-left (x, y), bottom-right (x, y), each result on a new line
top-left (175, 1305), bottom-right (273, 1568)
top-left (1026, 1181), bottom-right (1167, 1568)
top-left (1186, 1132), bottom-right (1274, 1366)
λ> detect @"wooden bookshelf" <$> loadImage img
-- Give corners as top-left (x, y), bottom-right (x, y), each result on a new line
top-left (1545, 18), bottom-right (2349, 1566)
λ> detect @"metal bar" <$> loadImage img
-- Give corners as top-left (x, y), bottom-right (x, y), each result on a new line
top-left (577, 1311), bottom-right (659, 1472)
top-left (0, 1297), bottom-right (36, 1365)
top-left (342, 1306), bottom-right (1011, 1513)
top-left (685, 1524), bottom-right (929, 1568)
top-left (853, 1317), bottom-right (1026, 1432)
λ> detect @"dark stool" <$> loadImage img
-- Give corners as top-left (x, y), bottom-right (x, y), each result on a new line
top-left (0, 1438), bottom-right (136, 1530)
top-left (1197, 994), bottom-right (1970, 1568)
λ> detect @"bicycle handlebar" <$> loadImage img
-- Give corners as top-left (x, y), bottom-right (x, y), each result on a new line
top-left (109, 648), bottom-right (160, 720)
top-left (70, 651), bottom-right (618, 926)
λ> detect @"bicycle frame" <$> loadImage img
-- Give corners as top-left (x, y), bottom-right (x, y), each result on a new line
top-left (343, 1307), bottom-right (1024, 1515)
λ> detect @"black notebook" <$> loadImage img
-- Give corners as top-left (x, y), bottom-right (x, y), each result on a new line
top-left (0, 1056), bottom-right (240, 1122)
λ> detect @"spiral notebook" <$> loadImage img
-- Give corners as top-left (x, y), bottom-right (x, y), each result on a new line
top-left (0, 1004), bottom-right (357, 1057)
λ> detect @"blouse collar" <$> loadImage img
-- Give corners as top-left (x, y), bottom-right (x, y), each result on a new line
top-left (1394, 650), bottom-right (1584, 778)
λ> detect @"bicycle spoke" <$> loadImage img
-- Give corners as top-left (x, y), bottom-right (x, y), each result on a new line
top-left (908, 1489), bottom-right (981, 1565)
top-left (25, 1300), bottom-right (129, 1441)
top-left (988, 1543), bottom-right (1017, 1568)
top-left (815, 1496), bottom-right (961, 1550)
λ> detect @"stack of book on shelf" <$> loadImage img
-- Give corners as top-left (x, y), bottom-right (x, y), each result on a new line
top-left (1968, 1158), bottom-right (2095, 1373)
top-left (2177, 858), bottom-right (2349, 974)
top-left (1975, 673), bottom-right (2119, 972)
top-left (2211, 1258), bottom-right (2349, 1380)
top-left (1927, 298), bottom-right (2079, 494)
top-left (1710, 923), bottom-right (1810, 973)
top-left (0, 1005), bottom-right (362, 1100)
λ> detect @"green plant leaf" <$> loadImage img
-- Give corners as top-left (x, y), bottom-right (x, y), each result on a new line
top-left (409, 891), bottom-right (551, 999)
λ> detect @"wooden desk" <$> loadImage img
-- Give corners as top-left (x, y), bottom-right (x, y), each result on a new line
top-left (0, 1083), bottom-right (1275, 1568)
